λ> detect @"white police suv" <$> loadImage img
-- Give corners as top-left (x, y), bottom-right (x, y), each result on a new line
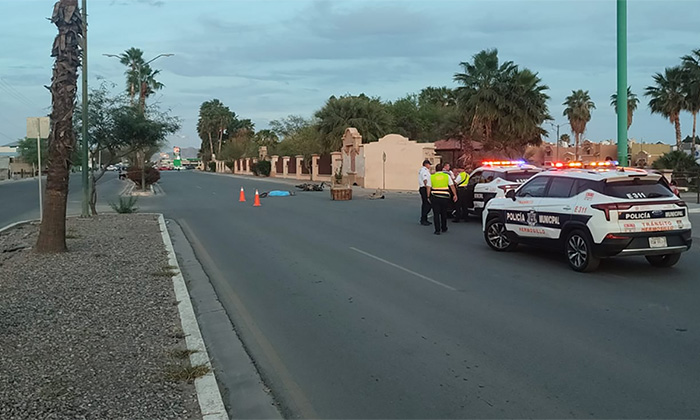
top-left (482, 166), bottom-right (693, 272)
top-left (466, 161), bottom-right (543, 216)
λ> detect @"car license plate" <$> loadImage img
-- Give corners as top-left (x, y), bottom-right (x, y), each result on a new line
top-left (649, 237), bottom-right (667, 248)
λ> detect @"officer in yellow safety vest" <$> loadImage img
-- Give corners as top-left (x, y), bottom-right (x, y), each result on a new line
top-left (428, 163), bottom-right (458, 235)
top-left (453, 168), bottom-right (470, 223)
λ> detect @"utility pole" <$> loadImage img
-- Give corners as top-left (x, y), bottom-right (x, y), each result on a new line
top-left (36, 119), bottom-right (43, 221)
top-left (616, 0), bottom-right (628, 166)
top-left (80, 0), bottom-right (89, 217)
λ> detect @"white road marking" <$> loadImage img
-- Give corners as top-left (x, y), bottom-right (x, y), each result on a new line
top-left (196, 186), bottom-right (203, 189)
top-left (689, 208), bottom-right (700, 214)
top-left (350, 247), bottom-right (457, 291)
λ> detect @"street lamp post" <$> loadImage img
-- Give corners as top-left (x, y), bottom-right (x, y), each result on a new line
top-left (80, 0), bottom-right (89, 218)
top-left (617, 0), bottom-right (629, 166)
top-left (549, 122), bottom-right (570, 161)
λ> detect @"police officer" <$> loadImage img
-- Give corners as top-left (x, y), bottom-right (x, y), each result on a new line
top-left (453, 169), bottom-right (470, 223)
top-left (428, 163), bottom-right (458, 235)
top-left (418, 159), bottom-right (432, 226)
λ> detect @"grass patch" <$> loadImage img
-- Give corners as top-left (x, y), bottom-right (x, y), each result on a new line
top-left (109, 196), bottom-right (138, 214)
top-left (151, 268), bottom-right (178, 278)
top-left (171, 327), bottom-right (186, 339)
top-left (165, 364), bottom-right (210, 383)
top-left (168, 349), bottom-right (199, 359)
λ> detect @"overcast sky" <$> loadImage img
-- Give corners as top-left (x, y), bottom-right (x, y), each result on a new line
top-left (0, 0), bottom-right (698, 150)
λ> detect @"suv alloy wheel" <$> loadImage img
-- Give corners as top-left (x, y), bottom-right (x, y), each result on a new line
top-left (565, 229), bottom-right (600, 272)
top-left (485, 217), bottom-right (518, 251)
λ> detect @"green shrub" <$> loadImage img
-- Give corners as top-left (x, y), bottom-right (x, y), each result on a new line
top-left (208, 161), bottom-right (217, 172)
top-left (256, 160), bottom-right (271, 176)
top-left (225, 161), bottom-right (236, 171)
top-left (110, 196), bottom-right (138, 213)
top-left (250, 162), bottom-right (259, 176)
top-left (127, 166), bottom-right (161, 188)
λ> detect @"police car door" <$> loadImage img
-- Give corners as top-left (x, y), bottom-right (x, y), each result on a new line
top-left (506, 176), bottom-right (551, 239)
top-left (466, 170), bottom-right (482, 211)
top-left (474, 170), bottom-right (497, 210)
top-left (536, 176), bottom-right (576, 239)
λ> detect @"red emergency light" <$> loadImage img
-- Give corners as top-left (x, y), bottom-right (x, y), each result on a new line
top-left (481, 160), bottom-right (526, 167)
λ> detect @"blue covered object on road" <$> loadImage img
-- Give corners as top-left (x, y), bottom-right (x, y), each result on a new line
top-left (260, 190), bottom-right (295, 197)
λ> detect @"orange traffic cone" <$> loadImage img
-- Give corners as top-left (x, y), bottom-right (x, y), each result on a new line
top-left (253, 189), bottom-right (261, 207)
top-left (239, 187), bottom-right (246, 202)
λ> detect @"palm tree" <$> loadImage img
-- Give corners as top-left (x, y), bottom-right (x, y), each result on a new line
top-left (610, 86), bottom-right (639, 129)
top-left (645, 66), bottom-right (687, 150)
top-left (118, 47), bottom-right (145, 103)
top-left (136, 64), bottom-right (164, 112)
top-left (454, 48), bottom-right (517, 143)
top-left (563, 90), bottom-right (596, 160)
top-left (681, 49), bottom-right (700, 152)
top-left (315, 94), bottom-right (392, 152)
top-left (36, 0), bottom-right (83, 253)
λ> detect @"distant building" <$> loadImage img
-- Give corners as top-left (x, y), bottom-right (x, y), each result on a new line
top-left (526, 139), bottom-right (671, 167)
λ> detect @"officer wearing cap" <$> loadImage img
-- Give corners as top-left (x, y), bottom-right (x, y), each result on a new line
top-left (418, 159), bottom-right (432, 226)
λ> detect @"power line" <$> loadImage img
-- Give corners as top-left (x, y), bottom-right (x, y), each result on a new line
top-left (0, 75), bottom-right (40, 107)
top-left (0, 130), bottom-right (17, 143)
top-left (0, 76), bottom-right (43, 110)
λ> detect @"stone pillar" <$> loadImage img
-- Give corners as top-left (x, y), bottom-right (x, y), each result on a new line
top-left (295, 155), bottom-right (304, 180)
top-left (331, 152), bottom-right (342, 175)
top-left (311, 154), bottom-right (320, 180)
top-left (282, 156), bottom-right (290, 177)
top-left (270, 155), bottom-right (279, 177)
top-left (245, 158), bottom-right (251, 174)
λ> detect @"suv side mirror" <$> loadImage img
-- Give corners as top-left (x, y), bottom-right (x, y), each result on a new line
top-left (506, 189), bottom-right (516, 200)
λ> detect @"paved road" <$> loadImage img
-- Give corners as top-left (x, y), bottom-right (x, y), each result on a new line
top-left (81, 172), bottom-right (700, 417)
top-left (0, 173), bottom-right (127, 227)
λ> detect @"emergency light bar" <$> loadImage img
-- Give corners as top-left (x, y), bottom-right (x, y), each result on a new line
top-left (481, 160), bottom-right (526, 166)
top-left (588, 160), bottom-right (619, 167)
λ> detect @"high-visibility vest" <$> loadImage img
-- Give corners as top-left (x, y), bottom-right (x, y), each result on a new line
top-left (458, 172), bottom-right (470, 187)
top-left (430, 172), bottom-right (451, 197)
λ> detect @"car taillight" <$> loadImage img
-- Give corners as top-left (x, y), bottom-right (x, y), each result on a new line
top-left (605, 233), bottom-right (629, 240)
top-left (590, 203), bottom-right (634, 221)
top-left (676, 200), bottom-right (687, 208)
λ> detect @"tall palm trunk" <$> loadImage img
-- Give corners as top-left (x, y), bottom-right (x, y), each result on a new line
top-left (627, 110), bottom-right (633, 130)
top-left (673, 114), bottom-right (682, 150)
top-left (208, 132), bottom-right (214, 159)
top-left (574, 131), bottom-right (581, 161)
top-left (217, 128), bottom-right (223, 157)
top-left (36, 0), bottom-right (82, 253)
top-left (692, 112), bottom-right (697, 157)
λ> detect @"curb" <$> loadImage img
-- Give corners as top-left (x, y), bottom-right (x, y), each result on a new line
top-left (0, 219), bottom-right (35, 234)
top-left (157, 215), bottom-right (229, 420)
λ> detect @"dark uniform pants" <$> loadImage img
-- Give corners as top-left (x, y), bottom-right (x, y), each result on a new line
top-left (455, 187), bottom-right (470, 221)
top-left (431, 195), bottom-right (451, 232)
top-left (419, 186), bottom-right (431, 223)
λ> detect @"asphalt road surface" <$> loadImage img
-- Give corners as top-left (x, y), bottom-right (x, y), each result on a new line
top-left (138, 171), bottom-right (700, 419)
top-left (0, 173), bottom-right (126, 227)
top-left (8, 170), bottom-right (699, 418)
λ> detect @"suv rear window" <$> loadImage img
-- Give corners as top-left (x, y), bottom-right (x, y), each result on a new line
top-left (603, 178), bottom-right (675, 199)
top-left (504, 169), bottom-right (541, 183)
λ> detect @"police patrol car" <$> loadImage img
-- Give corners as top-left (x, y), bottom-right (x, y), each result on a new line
top-left (465, 161), bottom-right (543, 216)
top-left (482, 165), bottom-right (693, 272)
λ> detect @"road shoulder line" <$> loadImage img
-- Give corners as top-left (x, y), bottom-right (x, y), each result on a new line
top-left (158, 215), bottom-right (229, 420)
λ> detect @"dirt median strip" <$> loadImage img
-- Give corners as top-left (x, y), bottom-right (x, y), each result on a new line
top-left (0, 214), bottom-right (203, 419)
